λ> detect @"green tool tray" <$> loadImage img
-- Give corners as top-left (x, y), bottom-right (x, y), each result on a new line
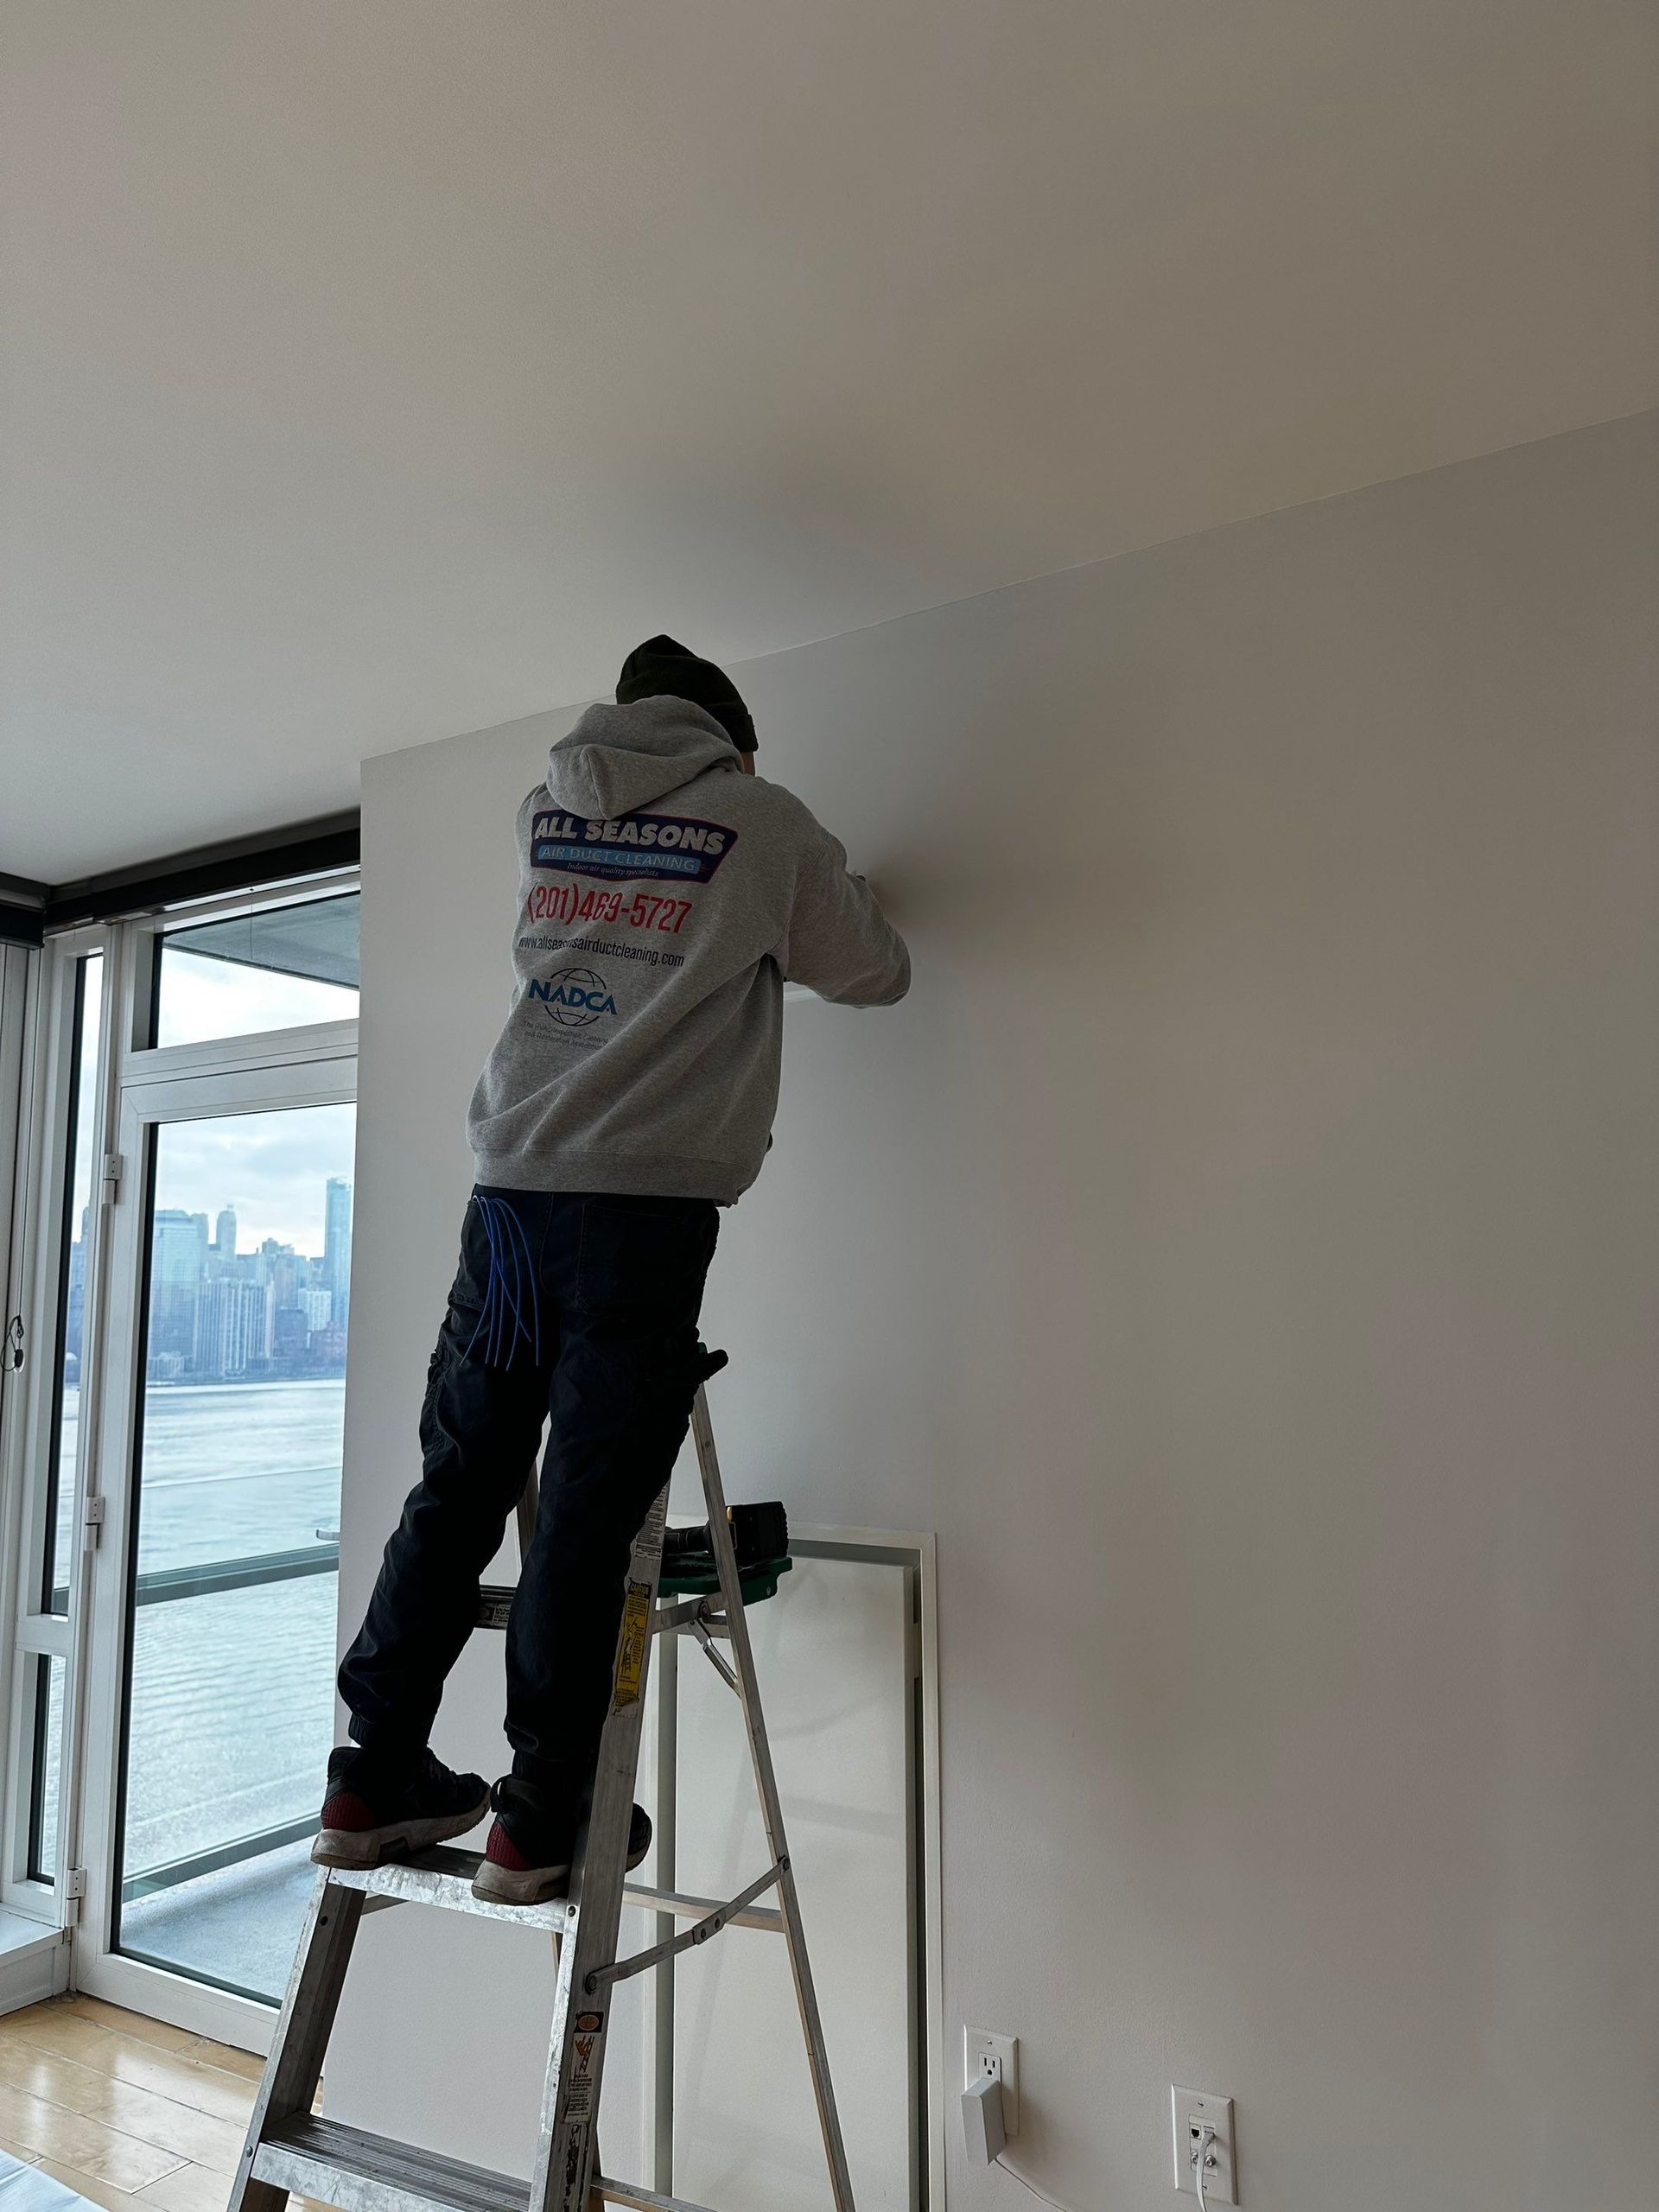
top-left (658, 1554), bottom-right (793, 1605)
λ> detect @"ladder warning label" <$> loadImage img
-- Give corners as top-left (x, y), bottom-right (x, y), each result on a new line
top-left (564, 2021), bottom-right (604, 2122)
top-left (612, 1581), bottom-right (652, 1708)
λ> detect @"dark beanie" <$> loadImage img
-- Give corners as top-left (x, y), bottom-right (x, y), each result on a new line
top-left (616, 634), bottom-right (757, 753)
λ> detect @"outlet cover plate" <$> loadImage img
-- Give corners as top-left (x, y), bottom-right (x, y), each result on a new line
top-left (964, 2028), bottom-right (1019, 2137)
top-left (1172, 2087), bottom-right (1236, 2202)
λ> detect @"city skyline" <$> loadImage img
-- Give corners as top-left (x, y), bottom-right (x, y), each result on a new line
top-left (144, 1099), bottom-right (357, 1255)
top-left (145, 1173), bottom-right (352, 1383)
top-left (68, 1173), bottom-right (353, 1387)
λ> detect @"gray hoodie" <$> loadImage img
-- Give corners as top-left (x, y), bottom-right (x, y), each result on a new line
top-left (467, 696), bottom-right (911, 1201)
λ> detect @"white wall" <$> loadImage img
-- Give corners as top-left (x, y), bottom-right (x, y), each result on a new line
top-left (334, 409), bottom-right (1659, 2209)
top-left (667, 1550), bottom-right (914, 2210)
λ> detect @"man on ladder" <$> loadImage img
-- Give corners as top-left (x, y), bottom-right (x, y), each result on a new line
top-left (314, 635), bottom-right (909, 1905)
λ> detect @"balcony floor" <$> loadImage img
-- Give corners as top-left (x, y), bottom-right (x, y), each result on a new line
top-left (121, 1839), bottom-right (315, 2005)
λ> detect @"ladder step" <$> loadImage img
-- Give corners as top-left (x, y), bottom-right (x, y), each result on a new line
top-left (324, 1849), bottom-right (785, 1936)
top-left (594, 2180), bottom-right (718, 2212)
top-left (324, 1849), bottom-right (576, 1932)
top-left (252, 2114), bottom-right (525, 2212)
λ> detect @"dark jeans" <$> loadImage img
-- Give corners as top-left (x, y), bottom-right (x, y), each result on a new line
top-left (338, 1187), bottom-right (719, 1805)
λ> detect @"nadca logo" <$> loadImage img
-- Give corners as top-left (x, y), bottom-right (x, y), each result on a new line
top-left (529, 965), bottom-right (619, 1030)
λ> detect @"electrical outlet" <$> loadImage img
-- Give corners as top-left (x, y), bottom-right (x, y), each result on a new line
top-left (963, 2028), bottom-right (1019, 2137)
top-left (1171, 2088), bottom-right (1236, 2203)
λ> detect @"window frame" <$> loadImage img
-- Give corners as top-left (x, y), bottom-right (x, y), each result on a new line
top-left (75, 1046), bottom-right (355, 2050)
top-left (0, 941), bottom-right (44, 1927)
top-left (125, 870), bottom-right (360, 1071)
top-left (1, 924), bottom-right (112, 1922)
top-left (0, 875), bottom-right (359, 2045)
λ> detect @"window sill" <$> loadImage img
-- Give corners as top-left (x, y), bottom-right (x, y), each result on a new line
top-left (0, 1911), bottom-right (68, 2017)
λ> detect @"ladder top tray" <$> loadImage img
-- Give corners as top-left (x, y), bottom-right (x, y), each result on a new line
top-left (658, 1554), bottom-right (792, 1602)
top-left (477, 1555), bottom-right (791, 1632)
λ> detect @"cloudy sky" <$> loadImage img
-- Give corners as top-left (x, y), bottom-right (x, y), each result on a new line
top-left (61, 948), bottom-right (359, 1255)
top-left (156, 948), bottom-right (357, 1052)
top-left (151, 950), bottom-right (356, 1250)
top-left (154, 1101), bottom-right (356, 1258)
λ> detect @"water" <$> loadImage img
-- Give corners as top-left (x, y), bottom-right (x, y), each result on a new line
top-left (114, 1377), bottom-right (347, 1998)
top-left (54, 1377), bottom-right (345, 1589)
top-left (134, 1378), bottom-right (347, 1572)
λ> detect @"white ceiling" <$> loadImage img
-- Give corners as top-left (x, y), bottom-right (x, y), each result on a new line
top-left (3, 0), bottom-right (1654, 881)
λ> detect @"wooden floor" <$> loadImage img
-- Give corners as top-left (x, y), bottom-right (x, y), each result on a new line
top-left (0, 1995), bottom-right (263, 2212)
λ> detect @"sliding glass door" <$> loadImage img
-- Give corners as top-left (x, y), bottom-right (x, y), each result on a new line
top-left (2, 927), bottom-right (108, 1947)
top-left (62, 888), bottom-right (359, 2049)
top-left (111, 1101), bottom-right (354, 2002)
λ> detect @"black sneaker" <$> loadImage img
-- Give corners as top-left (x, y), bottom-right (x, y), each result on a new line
top-left (313, 1747), bottom-right (490, 1868)
top-left (470, 1775), bottom-right (652, 1906)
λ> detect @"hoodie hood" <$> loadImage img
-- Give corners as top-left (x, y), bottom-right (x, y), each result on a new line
top-left (544, 697), bottom-right (740, 820)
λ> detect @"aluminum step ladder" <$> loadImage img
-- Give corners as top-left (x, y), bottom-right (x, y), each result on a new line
top-left (229, 1358), bottom-right (855, 2212)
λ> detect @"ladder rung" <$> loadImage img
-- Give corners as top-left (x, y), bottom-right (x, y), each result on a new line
top-left (590, 1860), bottom-right (788, 1991)
top-left (473, 1583), bottom-right (734, 1637)
top-left (595, 2179), bottom-right (718, 2212)
top-left (327, 1848), bottom-right (785, 1939)
top-left (323, 1848), bottom-right (576, 1933)
top-left (622, 1881), bottom-right (784, 1935)
top-left (650, 1597), bottom-right (729, 1639)
top-left (253, 2114), bottom-right (525, 2212)
top-left (479, 1586), bottom-right (734, 1641)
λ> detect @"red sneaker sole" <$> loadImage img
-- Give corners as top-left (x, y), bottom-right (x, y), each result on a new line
top-left (312, 1793), bottom-right (489, 1869)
